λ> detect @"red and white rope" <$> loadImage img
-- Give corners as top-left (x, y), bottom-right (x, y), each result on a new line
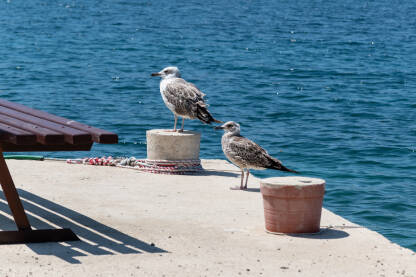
top-left (66, 156), bottom-right (202, 175)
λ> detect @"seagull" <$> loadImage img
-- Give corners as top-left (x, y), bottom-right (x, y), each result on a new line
top-left (215, 121), bottom-right (299, 190)
top-left (151, 66), bottom-right (222, 132)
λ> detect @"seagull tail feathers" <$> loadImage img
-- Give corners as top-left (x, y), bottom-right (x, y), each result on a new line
top-left (196, 104), bottom-right (223, 124)
top-left (268, 160), bottom-right (299, 174)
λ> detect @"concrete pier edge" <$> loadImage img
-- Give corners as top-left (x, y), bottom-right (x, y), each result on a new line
top-left (0, 159), bottom-right (414, 277)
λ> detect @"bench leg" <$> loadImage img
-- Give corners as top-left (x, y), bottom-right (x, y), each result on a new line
top-left (0, 150), bottom-right (79, 244)
top-left (0, 151), bottom-right (31, 231)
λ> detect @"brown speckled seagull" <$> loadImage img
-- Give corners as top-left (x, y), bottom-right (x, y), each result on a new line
top-left (215, 121), bottom-right (299, 190)
top-left (151, 66), bottom-right (222, 132)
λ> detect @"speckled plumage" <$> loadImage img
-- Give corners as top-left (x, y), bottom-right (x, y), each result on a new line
top-left (160, 77), bottom-right (206, 120)
top-left (221, 134), bottom-right (280, 170)
top-left (216, 121), bottom-right (298, 190)
top-left (151, 66), bottom-right (221, 131)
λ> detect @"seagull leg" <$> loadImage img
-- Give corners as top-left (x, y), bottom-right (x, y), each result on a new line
top-left (178, 117), bottom-right (185, 133)
top-left (230, 169), bottom-right (245, 190)
top-left (240, 169), bottom-right (244, 189)
top-left (244, 169), bottom-right (250, 189)
top-left (172, 115), bottom-right (178, 132)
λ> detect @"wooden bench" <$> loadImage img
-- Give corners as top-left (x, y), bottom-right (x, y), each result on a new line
top-left (0, 99), bottom-right (118, 244)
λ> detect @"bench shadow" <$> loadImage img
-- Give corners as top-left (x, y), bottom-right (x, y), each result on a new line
top-left (0, 189), bottom-right (167, 264)
top-left (288, 228), bottom-right (349, 239)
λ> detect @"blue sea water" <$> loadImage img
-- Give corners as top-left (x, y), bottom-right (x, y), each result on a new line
top-left (1, 0), bottom-right (415, 251)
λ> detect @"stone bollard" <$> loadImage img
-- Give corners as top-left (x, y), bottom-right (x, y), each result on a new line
top-left (260, 176), bottom-right (325, 234)
top-left (146, 129), bottom-right (201, 160)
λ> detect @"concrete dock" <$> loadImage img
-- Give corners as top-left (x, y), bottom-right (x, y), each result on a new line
top-left (0, 159), bottom-right (415, 276)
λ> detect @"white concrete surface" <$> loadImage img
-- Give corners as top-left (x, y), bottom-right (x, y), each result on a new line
top-left (0, 159), bottom-right (415, 277)
top-left (146, 129), bottom-right (201, 160)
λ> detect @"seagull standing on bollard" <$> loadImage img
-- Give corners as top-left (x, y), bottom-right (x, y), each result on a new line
top-left (215, 121), bottom-right (299, 190)
top-left (151, 66), bottom-right (222, 132)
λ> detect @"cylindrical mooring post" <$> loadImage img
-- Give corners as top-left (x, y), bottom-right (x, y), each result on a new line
top-left (260, 176), bottom-right (326, 234)
top-left (146, 129), bottom-right (201, 160)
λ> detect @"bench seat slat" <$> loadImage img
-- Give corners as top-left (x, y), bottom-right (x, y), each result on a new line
top-left (0, 100), bottom-right (118, 144)
top-left (0, 142), bottom-right (93, 152)
top-left (0, 107), bottom-right (92, 145)
top-left (0, 123), bottom-right (37, 145)
top-left (0, 114), bottom-right (64, 145)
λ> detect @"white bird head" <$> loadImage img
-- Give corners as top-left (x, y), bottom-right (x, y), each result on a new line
top-left (151, 66), bottom-right (181, 79)
top-left (215, 121), bottom-right (241, 135)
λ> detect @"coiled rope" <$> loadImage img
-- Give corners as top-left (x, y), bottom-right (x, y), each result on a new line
top-left (66, 156), bottom-right (203, 175)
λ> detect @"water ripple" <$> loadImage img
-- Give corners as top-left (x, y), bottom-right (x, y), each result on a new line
top-left (1, 0), bottom-right (415, 251)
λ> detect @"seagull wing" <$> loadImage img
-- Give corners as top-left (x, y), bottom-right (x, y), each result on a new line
top-left (164, 78), bottom-right (209, 118)
top-left (227, 135), bottom-right (277, 168)
top-left (165, 78), bottom-right (206, 104)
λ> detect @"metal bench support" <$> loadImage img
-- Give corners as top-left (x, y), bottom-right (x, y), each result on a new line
top-left (0, 149), bottom-right (79, 244)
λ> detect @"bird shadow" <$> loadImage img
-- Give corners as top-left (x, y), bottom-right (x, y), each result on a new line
top-left (287, 228), bottom-right (349, 239)
top-left (245, 188), bottom-right (261, 193)
top-left (0, 189), bottom-right (167, 264)
top-left (194, 169), bottom-right (239, 177)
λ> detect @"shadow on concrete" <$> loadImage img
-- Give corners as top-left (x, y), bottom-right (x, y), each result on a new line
top-left (196, 170), bottom-right (239, 177)
top-left (245, 188), bottom-right (261, 193)
top-left (0, 189), bottom-right (167, 264)
top-left (288, 228), bottom-right (349, 239)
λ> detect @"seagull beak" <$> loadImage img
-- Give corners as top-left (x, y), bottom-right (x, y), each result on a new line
top-left (151, 72), bottom-right (161, 77)
top-left (214, 125), bottom-right (224, 130)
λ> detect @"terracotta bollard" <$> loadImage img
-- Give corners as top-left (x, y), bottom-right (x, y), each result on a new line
top-left (260, 176), bottom-right (326, 234)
